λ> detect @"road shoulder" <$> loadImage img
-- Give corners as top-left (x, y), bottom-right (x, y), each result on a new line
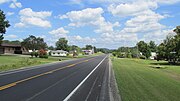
top-left (108, 56), bottom-right (122, 101)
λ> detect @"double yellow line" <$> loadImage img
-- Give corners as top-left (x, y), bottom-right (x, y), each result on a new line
top-left (0, 58), bottom-right (93, 91)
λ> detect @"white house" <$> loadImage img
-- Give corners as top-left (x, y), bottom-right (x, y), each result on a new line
top-left (51, 50), bottom-right (68, 57)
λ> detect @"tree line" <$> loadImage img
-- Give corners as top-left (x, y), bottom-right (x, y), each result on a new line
top-left (112, 26), bottom-right (180, 64)
top-left (157, 26), bottom-right (180, 64)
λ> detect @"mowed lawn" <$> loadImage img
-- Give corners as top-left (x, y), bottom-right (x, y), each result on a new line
top-left (0, 53), bottom-right (103, 72)
top-left (112, 58), bottom-right (180, 101)
top-left (0, 55), bottom-right (72, 72)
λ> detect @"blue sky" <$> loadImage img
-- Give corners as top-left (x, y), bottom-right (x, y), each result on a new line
top-left (0, 0), bottom-right (180, 49)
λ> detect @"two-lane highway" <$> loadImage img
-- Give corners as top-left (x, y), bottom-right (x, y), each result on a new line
top-left (0, 55), bottom-right (110, 101)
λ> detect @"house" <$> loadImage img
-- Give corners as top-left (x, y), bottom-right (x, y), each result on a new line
top-left (0, 43), bottom-right (28, 54)
top-left (82, 49), bottom-right (94, 55)
top-left (51, 50), bottom-right (68, 57)
top-left (150, 52), bottom-right (157, 60)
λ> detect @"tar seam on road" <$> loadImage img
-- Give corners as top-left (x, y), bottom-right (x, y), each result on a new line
top-left (0, 58), bottom-right (93, 91)
top-left (63, 55), bottom-right (108, 101)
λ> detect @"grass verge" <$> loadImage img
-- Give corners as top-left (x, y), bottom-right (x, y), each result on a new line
top-left (0, 53), bottom-right (103, 72)
top-left (0, 55), bottom-right (71, 72)
top-left (112, 57), bottom-right (180, 101)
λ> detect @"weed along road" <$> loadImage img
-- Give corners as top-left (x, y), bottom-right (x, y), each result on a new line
top-left (0, 55), bottom-right (110, 101)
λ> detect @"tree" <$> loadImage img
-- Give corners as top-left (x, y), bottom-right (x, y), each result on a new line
top-left (2, 40), bottom-right (20, 44)
top-left (69, 45), bottom-right (78, 51)
top-left (21, 35), bottom-right (47, 50)
top-left (85, 45), bottom-right (93, 50)
top-left (69, 45), bottom-right (80, 56)
top-left (93, 46), bottom-right (97, 53)
top-left (137, 41), bottom-right (151, 59)
top-left (0, 10), bottom-right (10, 44)
top-left (56, 38), bottom-right (69, 51)
top-left (157, 26), bottom-right (180, 63)
top-left (48, 46), bottom-right (54, 50)
top-left (173, 26), bottom-right (180, 35)
top-left (173, 26), bottom-right (180, 63)
top-left (149, 41), bottom-right (157, 52)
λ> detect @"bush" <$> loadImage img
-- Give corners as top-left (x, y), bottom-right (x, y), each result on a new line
top-left (34, 52), bottom-right (39, 57)
top-left (126, 53), bottom-right (132, 58)
top-left (39, 54), bottom-right (48, 58)
top-left (112, 52), bottom-right (116, 56)
top-left (117, 52), bottom-right (125, 58)
top-left (31, 52), bottom-right (35, 57)
top-left (140, 55), bottom-right (146, 59)
top-left (38, 49), bottom-right (48, 58)
top-left (48, 51), bottom-right (51, 56)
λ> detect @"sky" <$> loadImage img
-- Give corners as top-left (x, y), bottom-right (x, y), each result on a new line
top-left (0, 0), bottom-right (180, 49)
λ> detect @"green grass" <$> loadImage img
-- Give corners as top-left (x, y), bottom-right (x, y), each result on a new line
top-left (0, 53), bottom-right (103, 72)
top-left (112, 57), bottom-right (180, 101)
top-left (0, 55), bottom-right (71, 72)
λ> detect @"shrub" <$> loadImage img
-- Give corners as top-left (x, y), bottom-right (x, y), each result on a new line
top-left (117, 52), bottom-right (125, 58)
top-left (39, 49), bottom-right (48, 58)
top-left (39, 54), bottom-right (48, 58)
top-left (140, 55), bottom-right (146, 59)
top-left (126, 53), bottom-right (132, 58)
top-left (48, 51), bottom-right (51, 56)
top-left (34, 52), bottom-right (39, 57)
top-left (31, 52), bottom-right (35, 57)
top-left (112, 52), bottom-right (116, 57)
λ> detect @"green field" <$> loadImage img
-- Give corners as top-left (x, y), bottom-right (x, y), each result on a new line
top-left (112, 57), bottom-right (180, 101)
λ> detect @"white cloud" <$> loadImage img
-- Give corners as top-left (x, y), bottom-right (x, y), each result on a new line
top-left (60, 8), bottom-right (104, 27)
top-left (15, 8), bottom-right (52, 28)
top-left (122, 10), bottom-right (166, 33)
top-left (0, 0), bottom-right (10, 4)
top-left (9, 0), bottom-right (22, 8)
top-left (100, 31), bottom-right (138, 46)
top-left (6, 12), bottom-right (14, 16)
top-left (105, 0), bottom-right (173, 47)
top-left (69, 0), bottom-right (82, 4)
top-left (90, 0), bottom-right (180, 5)
top-left (60, 7), bottom-right (119, 33)
top-left (156, 0), bottom-right (180, 4)
top-left (108, 1), bottom-right (158, 17)
top-left (69, 35), bottom-right (97, 45)
top-left (19, 8), bottom-right (51, 19)
top-left (142, 29), bottom-right (176, 43)
top-left (5, 34), bottom-right (18, 38)
top-left (14, 22), bottom-right (25, 27)
top-left (49, 27), bottom-right (69, 38)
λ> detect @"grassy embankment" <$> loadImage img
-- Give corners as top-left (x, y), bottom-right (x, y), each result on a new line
top-left (112, 57), bottom-right (180, 101)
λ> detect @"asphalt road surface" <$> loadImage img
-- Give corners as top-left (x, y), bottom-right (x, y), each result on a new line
top-left (0, 55), bottom-right (110, 101)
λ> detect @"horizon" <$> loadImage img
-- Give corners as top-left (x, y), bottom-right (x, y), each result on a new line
top-left (1, 0), bottom-right (180, 49)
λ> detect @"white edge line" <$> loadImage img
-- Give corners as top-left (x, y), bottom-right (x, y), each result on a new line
top-left (63, 55), bottom-right (107, 101)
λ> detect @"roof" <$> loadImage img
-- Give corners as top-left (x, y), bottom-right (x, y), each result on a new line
top-left (51, 50), bottom-right (68, 53)
top-left (0, 43), bottom-right (21, 47)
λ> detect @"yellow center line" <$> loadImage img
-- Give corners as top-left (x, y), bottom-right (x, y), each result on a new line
top-left (0, 58), bottom-right (94, 91)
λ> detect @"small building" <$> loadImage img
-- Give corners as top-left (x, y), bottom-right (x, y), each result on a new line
top-left (150, 52), bottom-right (157, 60)
top-left (82, 49), bottom-right (94, 55)
top-left (0, 43), bottom-right (28, 54)
top-left (51, 50), bottom-right (68, 57)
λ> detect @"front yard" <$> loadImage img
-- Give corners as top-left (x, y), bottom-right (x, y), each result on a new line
top-left (112, 57), bottom-right (180, 101)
